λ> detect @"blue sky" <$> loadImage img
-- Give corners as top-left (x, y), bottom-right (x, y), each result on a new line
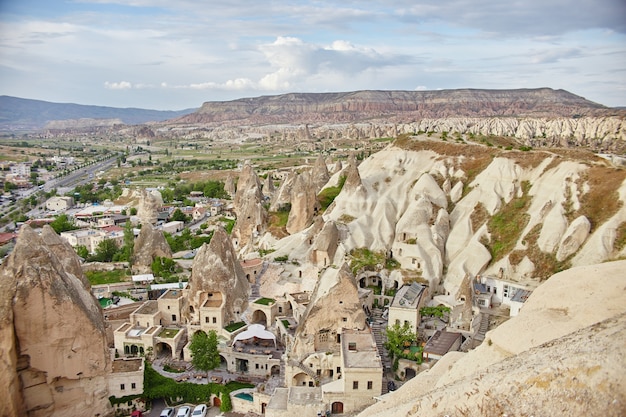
top-left (0, 0), bottom-right (624, 110)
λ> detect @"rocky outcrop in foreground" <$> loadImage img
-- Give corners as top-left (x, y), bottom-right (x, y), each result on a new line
top-left (357, 261), bottom-right (626, 417)
top-left (0, 226), bottom-right (112, 417)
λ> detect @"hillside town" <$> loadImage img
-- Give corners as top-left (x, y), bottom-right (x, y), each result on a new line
top-left (1, 112), bottom-right (625, 417)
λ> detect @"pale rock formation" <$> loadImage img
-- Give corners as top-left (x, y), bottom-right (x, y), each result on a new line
top-left (269, 171), bottom-right (296, 211)
top-left (309, 220), bottom-right (340, 267)
top-left (40, 225), bottom-right (91, 289)
top-left (290, 264), bottom-right (367, 360)
top-left (411, 173), bottom-right (448, 209)
top-left (286, 171), bottom-right (321, 235)
top-left (262, 171), bottom-right (276, 197)
top-left (185, 227), bottom-right (250, 325)
top-left (342, 157), bottom-right (364, 192)
top-left (0, 226), bottom-right (112, 417)
top-left (311, 154), bottom-right (330, 192)
top-left (224, 174), bottom-right (236, 198)
top-left (136, 188), bottom-right (163, 225)
top-left (449, 180), bottom-right (463, 203)
top-left (232, 162), bottom-right (267, 251)
top-left (132, 222), bottom-right (172, 274)
top-left (357, 261), bottom-right (626, 417)
top-left (556, 215), bottom-right (591, 261)
top-left (571, 177), bottom-right (626, 266)
top-left (524, 161), bottom-right (586, 253)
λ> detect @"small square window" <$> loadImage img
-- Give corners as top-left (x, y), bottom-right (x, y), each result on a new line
top-left (353, 381), bottom-right (358, 390)
top-left (120, 384), bottom-right (125, 391)
top-left (212, 317), bottom-right (217, 324)
top-left (131, 382), bottom-right (136, 390)
top-left (367, 381), bottom-right (373, 390)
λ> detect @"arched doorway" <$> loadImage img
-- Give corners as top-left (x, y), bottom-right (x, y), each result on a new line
top-left (292, 372), bottom-right (309, 386)
top-left (213, 396), bottom-right (221, 407)
top-left (155, 342), bottom-right (172, 358)
top-left (219, 355), bottom-right (228, 370)
top-left (251, 310), bottom-right (267, 326)
top-left (271, 365), bottom-right (280, 376)
top-left (405, 367), bottom-right (416, 380)
top-left (331, 402), bottom-right (344, 414)
top-left (359, 277), bottom-right (366, 288)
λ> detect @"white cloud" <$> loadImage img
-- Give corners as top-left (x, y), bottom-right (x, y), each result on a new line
top-left (104, 81), bottom-right (132, 89)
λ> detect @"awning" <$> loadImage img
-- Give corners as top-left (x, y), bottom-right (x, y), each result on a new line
top-left (232, 324), bottom-right (276, 347)
top-left (132, 274), bottom-right (154, 282)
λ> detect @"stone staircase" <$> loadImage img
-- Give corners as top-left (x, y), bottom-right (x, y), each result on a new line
top-left (370, 309), bottom-right (392, 371)
top-left (370, 308), bottom-right (392, 394)
top-left (248, 261), bottom-right (268, 302)
top-left (288, 359), bottom-right (320, 384)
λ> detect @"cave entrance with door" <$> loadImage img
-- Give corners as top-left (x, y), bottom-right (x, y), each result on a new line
top-left (331, 402), bottom-right (344, 414)
top-left (236, 358), bottom-right (249, 373)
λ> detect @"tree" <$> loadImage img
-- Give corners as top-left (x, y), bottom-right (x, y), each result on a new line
top-left (151, 256), bottom-right (180, 280)
top-left (171, 208), bottom-right (189, 223)
top-left (93, 238), bottom-right (119, 262)
top-left (4, 181), bottom-right (17, 192)
top-left (384, 322), bottom-right (417, 362)
top-left (75, 245), bottom-right (90, 259)
top-left (50, 214), bottom-right (77, 233)
top-left (189, 330), bottom-right (220, 372)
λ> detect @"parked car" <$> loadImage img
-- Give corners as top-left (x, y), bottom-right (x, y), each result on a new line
top-left (191, 404), bottom-right (207, 417)
top-left (176, 406), bottom-right (191, 417)
top-left (160, 408), bottom-right (175, 417)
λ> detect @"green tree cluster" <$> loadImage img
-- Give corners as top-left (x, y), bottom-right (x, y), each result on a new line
top-left (189, 330), bottom-right (221, 372)
top-left (159, 180), bottom-right (230, 203)
top-left (165, 229), bottom-right (213, 252)
top-left (49, 214), bottom-right (78, 234)
top-left (151, 256), bottom-right (181, 281)
top-left (384, 322), bottom-right (417, 363)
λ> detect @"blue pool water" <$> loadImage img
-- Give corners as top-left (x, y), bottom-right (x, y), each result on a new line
top-left (234, 392), bottom-right (253, 402)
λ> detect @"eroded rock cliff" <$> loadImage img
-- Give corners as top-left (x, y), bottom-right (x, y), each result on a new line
top-left (132, 222), bottom-right (173, 274)
top-left (232, 162), bottom-right (267, 252)
top-left (185, 227), bottom-right (250, 325)
top-left (0, 226), bottom-right (112, 417)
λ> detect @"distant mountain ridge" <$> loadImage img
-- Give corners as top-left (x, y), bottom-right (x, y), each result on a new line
top-left (0, 95), bottom-right (196, 131)
top-left (174, 88), bottom-right (615, 126)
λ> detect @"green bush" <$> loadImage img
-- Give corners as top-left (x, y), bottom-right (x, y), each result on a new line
top-left (318, 176), bottom-right (346, 210)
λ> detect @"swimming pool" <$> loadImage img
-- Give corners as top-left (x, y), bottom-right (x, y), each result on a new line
top-left (234, 392), bottom-right (253, 402)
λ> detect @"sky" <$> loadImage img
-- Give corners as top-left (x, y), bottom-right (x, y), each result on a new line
top-left (0, 0), bottom-right (625, 110)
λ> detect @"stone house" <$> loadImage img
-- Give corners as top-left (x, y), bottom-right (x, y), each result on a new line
top-left (388, 282), bottom-right (429, 334)
top-left (108, 357), bottom-right (144, 398)
top-left (60, 228), bottom-right (107, 253)
top-left (472, 275), bottom-right (535, 316)
top-left (45, 196), bottom-right (74, 212)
